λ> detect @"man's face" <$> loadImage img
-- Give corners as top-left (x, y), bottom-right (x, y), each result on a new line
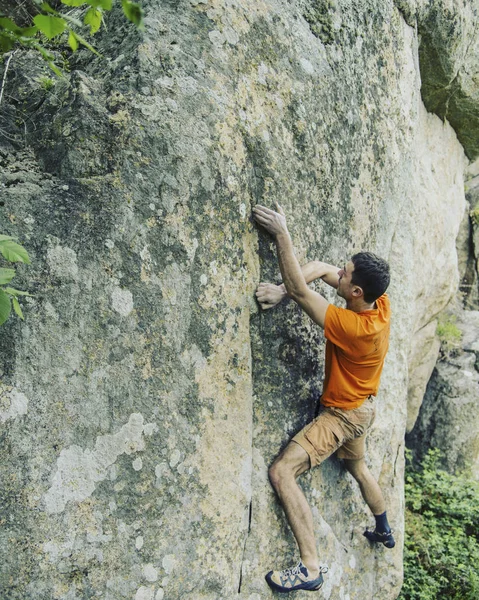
top-left (337, 260), bottom-right (355, 299)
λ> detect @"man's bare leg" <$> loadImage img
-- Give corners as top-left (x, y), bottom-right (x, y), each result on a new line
top-left (268, 441), bottom-right (319, 575)
top-left (343, 457), bottom-right (385, 514)
top-left (344, 457), bottom-right (395, 547)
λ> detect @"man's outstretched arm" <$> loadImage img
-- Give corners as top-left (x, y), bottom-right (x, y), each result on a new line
top-left (253, 203), bottom-right (331, 328)
top-left (256, 261), bottom-right (339, 310)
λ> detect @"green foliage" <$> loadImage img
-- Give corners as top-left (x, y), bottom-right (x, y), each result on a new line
top-left (84, 7), bottom-right (102, 35)
top-left (436, 314), bottom-right (462, 356)
top-left (33, 14), bottom-right (66, 40)
top-left (38, 74), bottom-right (55, 90)
top-left (400, 449), bottom-right (479, 600)
top-left (0, 0), bottom-right (144, 75)
top-left (121, 0), bottom-right (143, 27)
top-left (0, 235), bottom-right (31, 326)
top-left (471, 205), bottom-right (479, 227)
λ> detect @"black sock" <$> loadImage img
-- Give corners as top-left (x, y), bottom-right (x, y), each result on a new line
top-left (374, 511), bottom-right (391, 534)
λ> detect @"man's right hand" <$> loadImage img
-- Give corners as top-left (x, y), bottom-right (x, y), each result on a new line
top-left (255, 282), bottom-right (288, 310)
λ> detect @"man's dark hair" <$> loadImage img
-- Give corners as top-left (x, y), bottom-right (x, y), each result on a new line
top-left (351, 252), bottom-right (390, 303)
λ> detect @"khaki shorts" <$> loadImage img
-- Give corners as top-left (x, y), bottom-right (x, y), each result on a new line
top-left (292, 397), bottom-right (376, 467)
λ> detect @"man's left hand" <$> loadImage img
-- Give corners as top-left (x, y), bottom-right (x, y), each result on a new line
top-left (255, 282), bottom-right (287, 310)
top-left (253, 202), bottom-right (289, 237)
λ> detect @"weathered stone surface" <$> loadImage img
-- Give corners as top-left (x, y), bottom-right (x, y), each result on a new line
top-left (406, 320), bottom-right (441, 433)
top-left (407, 311), bottom-right (479, 478)
top-left (455, 159), bottom-right (479, 309)
top-left (0, 0), bottom-right (474, 598)
top-left (456, 203), bottom-right (479, 309)
top-left (393, 0), bottom-right (479, 160)
top-left (415, 0), bottom-right (479, 160)
top-left (466, 159), bottom-right (479, 303)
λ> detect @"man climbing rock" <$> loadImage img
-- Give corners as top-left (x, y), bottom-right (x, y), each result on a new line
top-left (252, 202), bottom-right (395, 594)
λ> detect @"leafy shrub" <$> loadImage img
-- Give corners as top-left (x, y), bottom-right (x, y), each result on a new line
top-left (400, 449), bottom-right (479, 600)
top-left (0, 234), bottom-right (31, 325)
top-left (471, 205), bottom-right (479, 226)
top-left (436, 314), bottom-right (462, 357)
top-left (0, 0), bottom-right (144, 75)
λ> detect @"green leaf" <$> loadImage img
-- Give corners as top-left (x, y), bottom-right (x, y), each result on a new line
top-left (33, 15), bottom-right (66, 40)
top-left (29, 39), bottom-right (55, 62)
top-left (0, 17), bottom-right (23, 34)
top-left (0, 33), bottom-right (15, 53)
top-left (87, 0), bottom-right (112, 8)
top-left (68, 30), bottom-right (78, 51)
top-left (0, 19), bottom-right (38, 38)
top-left (84, 7), bottom-right (102, 35)
top-left (121, 0), bottom-right (144, 29)
top-left (0, 289), bottom-right (11, 326)
top-left (47, 61), bottom-right (63, 77)
top-left (12, 297), bottom-right (24, 320)
top-left (19, 26), bottom-right (39, 38)
top-left (0, 235), bottom-right (15, 242)
top-left (40, 2), bottom-right (58, 14)
top-left (0, 268), bottom-right (15, 285)
top-left (4, 287), bottom-right (32, 297)
top-left (0, 240), bottom-right (31, 264)
top-left (72, 30), bottom-right (100, 55)
top-left (60, 0), bottom-right (85, 6)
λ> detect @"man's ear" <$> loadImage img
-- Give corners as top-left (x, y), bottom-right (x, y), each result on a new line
top-left (352, 286), bottom-right (363, 298)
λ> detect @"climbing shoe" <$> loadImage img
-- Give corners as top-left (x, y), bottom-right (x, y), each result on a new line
top-left (363, 528), bottom-right (396, 548)
top-left (265, 561), bottom-right (328, 593)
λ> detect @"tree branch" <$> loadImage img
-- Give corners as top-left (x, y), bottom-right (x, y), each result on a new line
top-left (0, 50), bottom-right (17, 109)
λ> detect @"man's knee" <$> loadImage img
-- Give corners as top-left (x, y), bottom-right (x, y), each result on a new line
top-left (269, 443), bottom-right (310, 489)
top-left (269, 459), bottom-right (291, 489)
top-left (268, 454), bottom-right (301, 489)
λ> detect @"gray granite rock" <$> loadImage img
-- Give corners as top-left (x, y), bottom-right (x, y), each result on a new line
top-left (0, 0), bottom-right (475, 598)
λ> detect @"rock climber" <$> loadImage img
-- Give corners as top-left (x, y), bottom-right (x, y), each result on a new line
top-left (252, 202), bottom-right (395, 594)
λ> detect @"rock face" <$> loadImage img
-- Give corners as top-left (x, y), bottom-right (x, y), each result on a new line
top-left (407, 154), bottom-right (479, 492)
top-left (406, 320), bottom-right (441, 434)
top-left (407, 311), bottom-right (479, 478)
top-left (0, 1), bottom-right (475, 599)
top-left (462, 159), bottom-right (479, 308)
top-left (414, 0), bottom-right (479, 160)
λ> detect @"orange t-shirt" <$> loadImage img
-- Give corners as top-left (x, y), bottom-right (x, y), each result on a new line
top-left (321, 294), bottom-right (391, 409)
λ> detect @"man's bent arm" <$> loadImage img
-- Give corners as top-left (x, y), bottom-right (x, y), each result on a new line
top-left (275, 233), bottom-right (330, 328)
top-left (281, 261), bottom-right (340, 292)
top-left (256, 261), bottom-right (339, 309)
